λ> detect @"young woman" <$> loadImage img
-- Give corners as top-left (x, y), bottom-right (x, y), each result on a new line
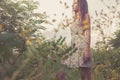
top-left (56, 0), bottom-right (92, 80)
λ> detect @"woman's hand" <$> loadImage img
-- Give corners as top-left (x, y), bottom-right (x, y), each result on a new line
top-left (83, 49), bottom-right (90, 63)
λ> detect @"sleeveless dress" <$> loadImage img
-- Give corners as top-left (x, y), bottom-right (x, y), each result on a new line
top-left (62, 19), bottom-right (92, 68)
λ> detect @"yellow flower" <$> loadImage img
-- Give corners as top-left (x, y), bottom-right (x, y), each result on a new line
top-left (25, 40), bottom-right (31, 45)
top-left (83, 19), bottom-right (89, 24)
top-left (0, 24), bottom-right (3, 30)
top-left (28, 37), bottom-right (32, 40)
top-left (83, 24), bottom-right (89, 30)
top-left (82, 20), bottom-right (89, 30)
top-left (36, 38), bottom-right (41, 44)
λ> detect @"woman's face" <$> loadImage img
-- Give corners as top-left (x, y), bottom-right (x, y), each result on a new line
top-left (72, 2), bottom-right (78, 12)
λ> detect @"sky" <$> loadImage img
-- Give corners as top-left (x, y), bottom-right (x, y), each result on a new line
top-left (37, 1), bottom-right (102, 27)
top-left (37, 0), bottom-right (119, 47)
top-left (38, 0), bottom-right (106, 24)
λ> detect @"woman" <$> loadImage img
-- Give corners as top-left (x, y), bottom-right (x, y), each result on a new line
top-left (56, 0), bottom-right (92, 80)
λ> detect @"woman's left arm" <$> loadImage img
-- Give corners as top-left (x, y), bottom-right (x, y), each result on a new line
top-left (83, 13), bottom-right (91, 62)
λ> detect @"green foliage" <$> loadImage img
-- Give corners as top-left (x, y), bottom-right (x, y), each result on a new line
top-left (0, 0), bottom-right (48, 79)
top-left (0, 0), bottom-right (120, 80)
top-left (92, 29), bottom-right (120, 80)
top-left (0, 0), bottom-right (46, 62)
top-left (109, 48), bottom-right (120, 71)
top-left (0, 0), bottom-right (76, 80)
top-left (92, 0), bottom-right (120, 49)
top-left (109, 30), bottom-right (120, 49)
top-left (91, 0), bottom-right (120, 79)
top-left (92, 46), bottom-right (120, 80)
top-left (0, 36), bottom-right (72, 80)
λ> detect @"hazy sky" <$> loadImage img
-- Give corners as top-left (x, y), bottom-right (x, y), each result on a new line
top-left (38, 0), bottom-right (106, 23)
top-left (37, 0), bottom-right (118, 47)
top-left (37, 0), bottom-right (113, 30)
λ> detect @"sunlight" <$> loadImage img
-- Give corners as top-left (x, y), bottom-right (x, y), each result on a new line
top-left (37, 0), bottom-right (118, 47)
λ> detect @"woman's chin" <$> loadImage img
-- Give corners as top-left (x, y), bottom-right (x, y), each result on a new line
top-left (73, 10), bottom-right (78, 13)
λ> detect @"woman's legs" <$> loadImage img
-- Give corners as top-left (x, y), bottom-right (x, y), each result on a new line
top-left (56, 68), bottom-right (65, 80)
top-left (56, 67), bottom-right (91, 80)
top-left (79, 67), bottom-right (91, 80)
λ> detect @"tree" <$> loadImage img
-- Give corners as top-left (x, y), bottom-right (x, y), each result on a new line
top-left (91, 0), bottom-right (120, 79)
top-left (0, 0), bottom-right (46, 63)
top-left (109, 30), bottom-right (120, 49)
top-left (0, 0), bottom-right (47, 79)
top-left (0, 1), bottom-right (74, 80)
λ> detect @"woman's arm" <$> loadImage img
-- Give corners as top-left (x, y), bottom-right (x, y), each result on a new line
top-left (83, 13), bottom-right (91, 62)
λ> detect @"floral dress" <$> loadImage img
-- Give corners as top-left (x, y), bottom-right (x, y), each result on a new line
top-left (62, 19), bottom-right (92, 68)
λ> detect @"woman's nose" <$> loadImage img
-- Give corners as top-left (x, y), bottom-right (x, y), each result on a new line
top-left (72, 5), bottom-right (74, 9)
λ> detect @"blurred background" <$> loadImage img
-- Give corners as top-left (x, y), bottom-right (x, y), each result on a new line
top-left (0, 0), bottom-right (120, 80)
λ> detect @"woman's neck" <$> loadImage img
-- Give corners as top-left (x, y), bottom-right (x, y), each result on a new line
top-left (74, 12), bottom-right (80, 21)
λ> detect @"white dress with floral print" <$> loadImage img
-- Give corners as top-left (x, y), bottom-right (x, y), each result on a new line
top-left (62, 19), bottom-right (92, 68)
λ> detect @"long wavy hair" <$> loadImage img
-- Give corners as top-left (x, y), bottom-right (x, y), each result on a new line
top-left (77, 0), bottom-right (88, 20)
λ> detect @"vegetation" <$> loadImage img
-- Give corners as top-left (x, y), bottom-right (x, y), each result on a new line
top-left (91, 0), bottom-right (120, 80)
top-left (0, 0), bottom-right (47, 79)
top-left (0, 0), bottom-right (120, 80)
